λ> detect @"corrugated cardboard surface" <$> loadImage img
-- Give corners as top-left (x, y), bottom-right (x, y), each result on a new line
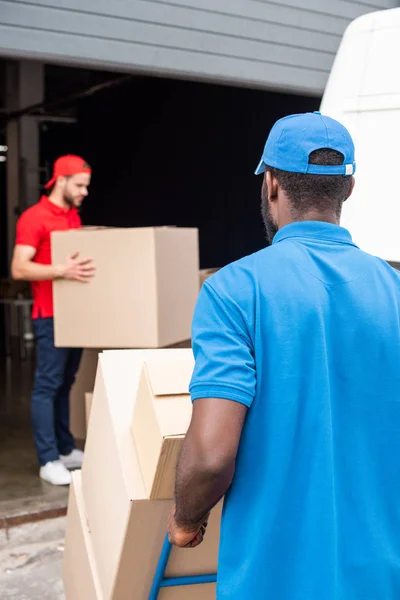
top-left (145, 355), bottom-right (194, 396)
top-left (63, 471), bottom-right (103, 600)
top-left (70, 349), bottom-right (101, 440)
top-left (81, 350), bottom-right (220, 600)
top-left (52, 227), bottom-right (199, 348)
top-left (131, 366), bottom-right (165, 498)
top-left (149, 435), bottom-right (184, 500)
top-left (155, 228), bottom-right (199, 344)
top-left (132, 355), bottom-right (193, 499)
top-left (158, 584), bottom-right (216, 599)
top-left (113, 500), bottom-right (221, 600)
top-left (81, 359), bottom-right (136, 600)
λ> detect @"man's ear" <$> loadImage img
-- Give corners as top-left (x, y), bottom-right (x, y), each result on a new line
top-left (55, 176), bottom-right (66, 190)
top-left (266, 170), bottom-right (279, 202)
top-left (344, 176), bottom-right (355, 202)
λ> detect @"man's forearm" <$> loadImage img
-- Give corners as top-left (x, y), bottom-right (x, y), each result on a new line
top-left (174, 467), bottom-right (232, 528)
top-left (12, 261), bottom-right (64, 282)
top-left (174, 438), bottom-right (235, 528)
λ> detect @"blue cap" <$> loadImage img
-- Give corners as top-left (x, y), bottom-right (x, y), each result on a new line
top-left (255, 112), bottom-right (356, 176)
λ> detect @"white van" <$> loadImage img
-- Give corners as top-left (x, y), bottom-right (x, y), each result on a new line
top-left (321, 7), bottom-right (400, 264)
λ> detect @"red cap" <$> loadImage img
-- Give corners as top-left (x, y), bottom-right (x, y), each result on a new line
top-left (45, 155), bottom-right (91, 189)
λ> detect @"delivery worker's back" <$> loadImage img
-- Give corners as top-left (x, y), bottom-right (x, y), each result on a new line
top-left (169, 113), bottom-right (400, 600)
top-left (210, 224), bottom-right (400, 598)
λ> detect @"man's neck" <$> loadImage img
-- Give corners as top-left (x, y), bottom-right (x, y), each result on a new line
top-left (301, 209), bottom-right (340, 225)
top-left (48, 192), bottom-right (69, 210)
top-left (281, 210), bottom-right (340, 229)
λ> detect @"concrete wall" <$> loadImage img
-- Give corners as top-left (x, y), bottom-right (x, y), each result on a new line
top-left (0, 0), bottom-right (398, 95)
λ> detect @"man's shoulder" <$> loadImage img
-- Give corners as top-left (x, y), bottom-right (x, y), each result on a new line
top-left (203, 246), bottom-right (276, 304)
top-left (207, 246), bottom-right (278, 283)
top-left (370, 255), bottom-right (400, 285)
top-left (18, 201), bottom-right (45, 224)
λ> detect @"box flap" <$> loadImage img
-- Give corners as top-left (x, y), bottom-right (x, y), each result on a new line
top-left (153, 393), bottom-right (192, 436)
top-left (144, 354), bottom-right (194, 396)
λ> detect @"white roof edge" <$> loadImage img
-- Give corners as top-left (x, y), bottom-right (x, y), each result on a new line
top-left (344, 10), bottom-right (376, 35)
top-left (344, 7), bottom-right (400, 36)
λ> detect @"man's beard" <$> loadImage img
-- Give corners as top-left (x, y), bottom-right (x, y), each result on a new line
top-left (260, 180), bottom-right (278, 245)
top-left (63, 190), bottom-right (78, 209)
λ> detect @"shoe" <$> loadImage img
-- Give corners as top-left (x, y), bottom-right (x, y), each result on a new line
top-left (40, 460), bottom-right (72, 486)
top-left (60, 449), bottom-right (84, 470)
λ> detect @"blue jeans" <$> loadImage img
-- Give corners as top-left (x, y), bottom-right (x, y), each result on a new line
top-left (32, 317), bottom-right (82, 466)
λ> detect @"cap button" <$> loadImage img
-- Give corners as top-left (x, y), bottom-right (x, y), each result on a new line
top-left (313, 111), bottom-right (321, 115)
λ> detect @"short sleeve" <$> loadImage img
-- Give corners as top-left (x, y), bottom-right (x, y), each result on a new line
top-left (15, 210), bottom-right (43, 249)
top-left (190, 281), bottom-right (256, 407)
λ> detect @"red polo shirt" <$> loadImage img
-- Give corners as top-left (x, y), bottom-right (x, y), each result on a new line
top-left (15, 196), bottom-right (81, 319)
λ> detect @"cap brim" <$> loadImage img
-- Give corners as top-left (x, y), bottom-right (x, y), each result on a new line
top-left (254, 159), bottom-right (265, 175)
top-left (44, 177), bottom-right (56, 189)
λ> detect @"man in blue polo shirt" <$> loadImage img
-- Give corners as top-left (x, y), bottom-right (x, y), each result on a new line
top-left (168, 112), bottom-right (400, 599)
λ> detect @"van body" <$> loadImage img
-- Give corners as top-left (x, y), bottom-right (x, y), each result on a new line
top-left (321, 8), bottom-right (400, 263)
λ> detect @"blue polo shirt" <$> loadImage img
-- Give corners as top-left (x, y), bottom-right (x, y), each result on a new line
top-left (190, 221), bottom-right (400, 600)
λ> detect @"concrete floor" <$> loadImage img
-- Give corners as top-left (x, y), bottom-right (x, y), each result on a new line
top-left (0, 347), bottom-right (69, 523)
top-left (0, 343), bottom-right (68, 598)
top-left (0, 517), bottom-right (66, 600)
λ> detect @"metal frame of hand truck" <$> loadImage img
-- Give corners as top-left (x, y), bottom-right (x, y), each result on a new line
top-left (148, 534), bottom-right (217, 599)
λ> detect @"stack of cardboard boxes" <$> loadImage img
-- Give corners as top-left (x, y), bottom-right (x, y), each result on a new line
top-left (53, 227), bottom-right (221, 598)
top-left (52, 226), bottom-right (201, 441)
top-left (63, 350), bottom-right (221, 600)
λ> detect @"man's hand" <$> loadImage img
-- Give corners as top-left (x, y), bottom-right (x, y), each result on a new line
top-left (57, 251), bottom-right (96, 283)
top-left (168, 505), bottom-right (209, 548)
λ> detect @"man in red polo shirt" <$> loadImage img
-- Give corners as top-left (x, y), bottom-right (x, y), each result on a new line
top-left (11, 155), bottom-right (95, 485)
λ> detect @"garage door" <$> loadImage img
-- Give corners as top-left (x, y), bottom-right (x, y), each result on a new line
top-left (0, 0), bottom-right (398, 97)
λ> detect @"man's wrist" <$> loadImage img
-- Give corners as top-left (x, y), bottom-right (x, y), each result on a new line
top-left (173, 508), bottom-right (206, 531)
top-left (53, 264), bottom-right (66, 279)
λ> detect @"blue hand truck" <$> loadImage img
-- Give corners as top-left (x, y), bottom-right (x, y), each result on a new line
top-left (148, 534), bottom-right (217, 599)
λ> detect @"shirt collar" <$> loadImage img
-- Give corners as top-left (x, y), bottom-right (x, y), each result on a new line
top-left (40, 195), bottom-right (77, 216)
top-left (272, 221), bottom-right (357, 248)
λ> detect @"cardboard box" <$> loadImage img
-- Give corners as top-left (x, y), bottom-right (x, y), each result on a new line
top-left (81, 349), bottom-right (220, 600)
top-left (132, 354), bottom-right (194, 499)
top-left (52, 227), bottom-right (199, 348)
top-left (199, 268), bottom-right (220, 288)
top-left (85, 392), bottom-right (93, 430)
top-left (70, 349), bottom-right (102, 441)
top-left (63, 470), bottom-right (103, 600)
